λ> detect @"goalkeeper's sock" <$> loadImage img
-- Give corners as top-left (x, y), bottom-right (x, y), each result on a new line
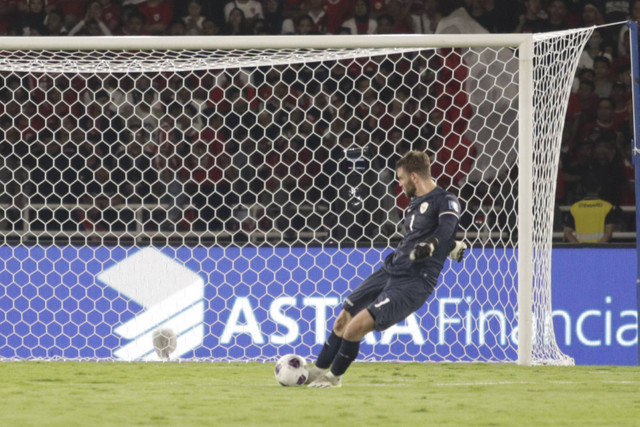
top-left (315, 330), bottom-right (342, 369)
top-left (330, 339), bottom-right (360, 377)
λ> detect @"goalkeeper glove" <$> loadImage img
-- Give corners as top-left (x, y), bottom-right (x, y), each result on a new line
top-left (449, 240), bottom-right (467, 262)
top-left (410, 237), bottom-right (439, 261)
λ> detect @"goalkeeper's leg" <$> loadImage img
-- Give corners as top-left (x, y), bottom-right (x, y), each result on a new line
top-left (308, 309), bottom-right (375, 388)
top-left (305, 310), bottom-right (352, 384)
top-left (308, 268), bottom-right (387, 383)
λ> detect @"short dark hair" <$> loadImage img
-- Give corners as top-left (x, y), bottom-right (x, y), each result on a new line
top-left (396, 150), bottom-right (431, 178)
top-left (593, 55), bottom-right (610, 67)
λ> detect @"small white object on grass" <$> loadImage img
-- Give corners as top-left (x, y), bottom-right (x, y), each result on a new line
top-left (152, 328), bottom-right (177, 360)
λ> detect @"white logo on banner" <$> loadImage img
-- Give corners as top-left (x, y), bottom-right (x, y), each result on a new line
top-left (98, 248), bottom-right (205, 361)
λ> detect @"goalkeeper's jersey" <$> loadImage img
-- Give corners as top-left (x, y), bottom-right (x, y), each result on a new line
top-left (382, 186), bottom-right (460, 279)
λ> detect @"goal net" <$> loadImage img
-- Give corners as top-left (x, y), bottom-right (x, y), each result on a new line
top-left (0, 30), bottom-right (592, 364)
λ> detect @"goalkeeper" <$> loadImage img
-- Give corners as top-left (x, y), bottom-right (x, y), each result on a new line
top-left (308, 150), bottom-right (466, 388)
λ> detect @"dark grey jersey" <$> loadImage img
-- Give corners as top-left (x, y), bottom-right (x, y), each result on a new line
top-left (383, 186), bottom-right (461, 278)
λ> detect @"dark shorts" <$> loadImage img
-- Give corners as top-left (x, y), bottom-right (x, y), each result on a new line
top-left (342, 268), bottom-right (436, 331)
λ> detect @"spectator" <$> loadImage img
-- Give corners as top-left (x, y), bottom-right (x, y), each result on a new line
top-left (377, 85), bottom-right (412, 130)
top-left (167, 18), bottom-right (187, 35)
top-left (575, 66), bottom-right (595, 89)
top-left (25, 129), bottom-right (52, 203)
top-left (201, 18), bottom-right (220, 34)
top-left (469, 0), bottom-right (500, 32)
top-left (382, 0), bottom-right (411, 33)
top-left (375, 13), bottom-right (394, 34)
top-left (581, 1), bottom-right (604, 27)
top-left (53, 0), bottom-right (86, 28)
top-left (577, 30), bottom-right (613, 73)
top-left (138, 0), bottom-right (173, 35)
top-left (580, 97), bottom-right (618, 142)
top-left (602, 0), bottom-right (630, 23)
top-left (564, 91), bottom-right (582, 149)
top-left (324, 0), bottom-right (354, 34)
top-left (592, 55), bottom-right (614, 98)
top-left (340, 0), bottom-right (377, 34)
top-left (112, 124), bottom-right (144, 203)
top-left (44, 8), bottom-right (67, 35)
top-left (221, 7), bottom-right (251, 34)
top-left (18, 0), bottom-right (47, 35)
top-left (262, 0), bottom-right (294, 34)
top-left (610, 81), bottom-right (631, 126)
top-left (563, 178), bottom-right (619, 243)
top-left (617, 0), bottom-right (640, 56)
top-left (68, 0), bottom-right (112, 36)
top-left (202, 0), bottom-right (229, 27)
top-left (576, 77), bottom-right (599, 126)
top-left (537, 0), bottom-right (570, 32)
top-left (223, 0), bottom-right (263, 26)
top-left (79, 89), bottom-right (119, 155)
top-left (53, 128), bottom-right (85, 204)
top-left (118, 6), bottom-right (145, 35)
top-left (585, 136), bottom-right (627, 206)
top-left (0, 1), bottom-right (17, 35)
top-left (302, 0), bottom-right (327, 33)
top-left (410, 0), bottom-right (440, 34)
top-left (563, 0), bottom-right (585, 26)
top-left (425, 107), bottom-right (477, 193)
top-left (515, 0), bottom-right (548, 33)
top-left (0, 0), bottom-right (635, 246)
top-left (99, 0), bottom-right (120, 32)
top-left (127, 127), bottom-right (159, 203)
top-left (181, 0), bottom-right (206, 35)
top-left (612, 38), bottom-right (631, 81)
top-left (619, 129), bottom-right (635, 206)
top-left (182, 139), bottom-right (229, 231)
top-left (76, 162), bottom-right (124, 234)
top-left (295, 13), bottom-right (315, 34)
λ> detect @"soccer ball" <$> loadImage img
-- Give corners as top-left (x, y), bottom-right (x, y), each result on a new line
top-left (152, 327), bottom-right (177, 360)
top-left (274, 354), bottom-right (308, 386)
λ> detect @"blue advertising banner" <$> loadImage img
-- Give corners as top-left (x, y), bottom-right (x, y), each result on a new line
top-left (551, 248), bottom-right (637, 365)
top-left (0, 246), bottom-right (637, 365)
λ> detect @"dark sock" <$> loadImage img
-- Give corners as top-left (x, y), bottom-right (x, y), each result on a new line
top-left (315, 330), bottom-right (342, 369)
top-left (330, 339), bottom-right (360, 377)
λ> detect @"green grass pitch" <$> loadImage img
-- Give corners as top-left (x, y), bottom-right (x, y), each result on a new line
top-left (1, 362), bottom-right (638, 426)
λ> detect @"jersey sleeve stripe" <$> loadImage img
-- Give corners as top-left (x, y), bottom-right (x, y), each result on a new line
top-left (439, 211), bottom-right (459, 218)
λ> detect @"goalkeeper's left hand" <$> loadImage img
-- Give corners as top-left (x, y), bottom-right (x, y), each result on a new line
top-left (449, 240), bottom-right (467, 262)
top-left (410, 237), bottom-right (439, 261)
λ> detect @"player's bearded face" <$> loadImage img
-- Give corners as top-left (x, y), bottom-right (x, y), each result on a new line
top-left (397, 168), bottom-right (416, 198)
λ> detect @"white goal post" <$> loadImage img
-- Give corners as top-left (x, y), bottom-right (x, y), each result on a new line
top-left (0, 30), bottom-right (593, 365)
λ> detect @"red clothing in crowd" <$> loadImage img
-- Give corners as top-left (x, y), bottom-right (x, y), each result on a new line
top-left (49, 0), bottom-right (85, 23)
top-left (138, 1), bottom-right (173, 34)
top-left (324, 0), bottom-right (353, 34)
top-left (430, 134), bottom-right (476, 189)
top-left (101, 2), bottom-right (120, 31)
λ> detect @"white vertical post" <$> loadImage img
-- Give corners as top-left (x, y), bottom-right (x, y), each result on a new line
top-left (517, 35), bottom-right (534, 366)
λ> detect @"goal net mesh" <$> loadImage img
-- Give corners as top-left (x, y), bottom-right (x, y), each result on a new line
top-left (0, 29), bottom-right (591, 363)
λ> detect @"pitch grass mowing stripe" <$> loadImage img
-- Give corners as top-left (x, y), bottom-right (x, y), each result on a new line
top-left (0, 362), bottom-right (638, 427)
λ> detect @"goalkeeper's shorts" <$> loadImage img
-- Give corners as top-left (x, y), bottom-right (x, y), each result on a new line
top-left (342, 268), bottom-right (434, 331)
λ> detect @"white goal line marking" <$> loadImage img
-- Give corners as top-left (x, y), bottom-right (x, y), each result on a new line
top-left (435, 381), bottom-right (534, 387)
top-left (436, 379), bottom-right (638, 387)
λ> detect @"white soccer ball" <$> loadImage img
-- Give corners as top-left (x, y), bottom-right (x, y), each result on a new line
top-left (274, 354), bottom-right (309, 386)
top-left (152, 327), bottom-right (177, 360)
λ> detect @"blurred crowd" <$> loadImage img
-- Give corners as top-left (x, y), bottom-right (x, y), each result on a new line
top-left (0, 0), bottom-right (633, 40)
top-left (0, 0), bottom-right (636, 242)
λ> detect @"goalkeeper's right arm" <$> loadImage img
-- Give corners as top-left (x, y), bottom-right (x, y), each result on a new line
top-left (449, 240), bottom-right (467, 262)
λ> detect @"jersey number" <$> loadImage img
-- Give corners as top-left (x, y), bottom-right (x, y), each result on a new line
top-left (409, 214), bottom-right (416, 231)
